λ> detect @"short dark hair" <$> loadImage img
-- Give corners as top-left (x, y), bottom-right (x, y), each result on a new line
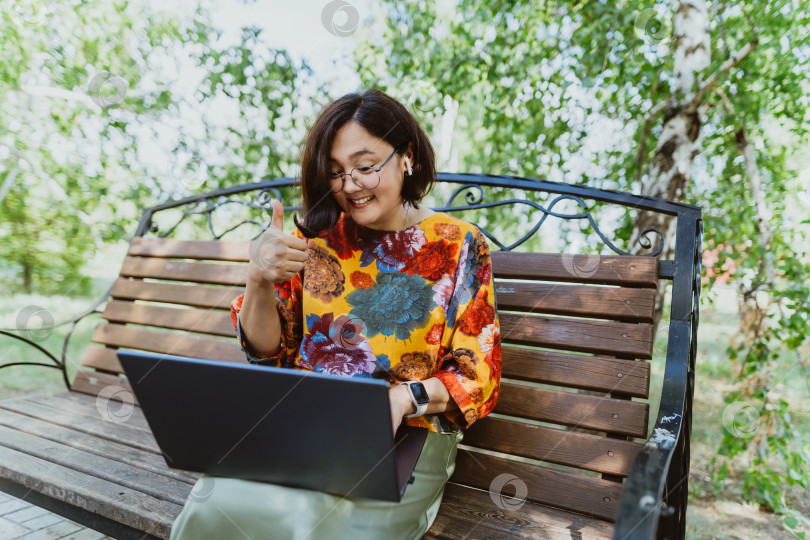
top-left (293, 89), bottom-right (436, 238)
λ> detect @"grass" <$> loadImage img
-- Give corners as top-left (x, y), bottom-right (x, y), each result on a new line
top-left (0, 279), bottom-right (115, 400)
top-left (1, 281), bottom-right (808, 538)
top-left (684, 285), bottom-right (810, 539)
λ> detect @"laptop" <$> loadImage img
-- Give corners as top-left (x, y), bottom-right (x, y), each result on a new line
top-left (116, 349), bottom-right (429, 502)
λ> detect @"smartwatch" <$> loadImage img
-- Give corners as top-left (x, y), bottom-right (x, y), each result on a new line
top-left (399, 381), bottom-right (430, 417)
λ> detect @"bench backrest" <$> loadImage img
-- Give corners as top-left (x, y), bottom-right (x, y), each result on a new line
top-left (72, 236), bottom-right (659, 523)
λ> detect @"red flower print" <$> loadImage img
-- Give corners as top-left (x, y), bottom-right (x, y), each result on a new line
top-left (299, 312), bottom-right (377, 376)
top-left (403, 239), bottom-right (458, 281)
top-left (476, 263), bottom-right (492, 286)
top-left (425, 323), bottom-right (443, 345)
top-left (230, 294), bottom-right (243, 329)
top-left (458, 288), bottom-right (495, 336)
top-left (350, 271), bottom-right (373, 289)
top-left (275, 273), bottom-right (299, 301)
top-left (358, 227), bottom-right (426, 271)
top-left (326, 214), bottom-right (360, 259)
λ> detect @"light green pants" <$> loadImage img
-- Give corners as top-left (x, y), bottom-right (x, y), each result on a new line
top-left (169, 429), bottom-right (463, 540)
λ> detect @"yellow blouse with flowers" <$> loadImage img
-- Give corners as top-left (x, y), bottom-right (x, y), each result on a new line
top-left (230, 211), bottom-right (502, 434)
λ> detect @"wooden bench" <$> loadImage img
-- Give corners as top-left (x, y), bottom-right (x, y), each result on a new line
top-left (0, 174), bottom-right (703, 539)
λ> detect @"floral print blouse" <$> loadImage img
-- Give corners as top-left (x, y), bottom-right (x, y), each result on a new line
top-left (230, 211), bottom-right (502, 434)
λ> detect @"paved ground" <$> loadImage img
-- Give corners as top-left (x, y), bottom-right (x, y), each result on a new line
top-left (0, 491), bottom-right (114, 539)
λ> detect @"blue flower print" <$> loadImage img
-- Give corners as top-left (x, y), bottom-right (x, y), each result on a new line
top-left (347, 272), bottom-right (435, 340)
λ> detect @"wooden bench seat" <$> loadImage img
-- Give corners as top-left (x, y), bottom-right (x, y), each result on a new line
top-left (1, 234), bottom-right (660, 539)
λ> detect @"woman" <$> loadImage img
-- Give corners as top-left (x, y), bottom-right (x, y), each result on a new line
top-left (170, 89), bottom-right (502, 540)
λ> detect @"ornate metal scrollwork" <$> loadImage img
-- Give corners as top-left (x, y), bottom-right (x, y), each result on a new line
top-left (441, 183), bottom-right (665, 256)
top-left (146, 186), bottom-right (299, 241)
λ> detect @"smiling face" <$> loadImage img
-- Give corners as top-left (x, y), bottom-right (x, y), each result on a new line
top-left (329, 121), bottom-right (413, 231)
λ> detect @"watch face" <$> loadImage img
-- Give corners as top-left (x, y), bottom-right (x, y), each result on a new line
top-left (410, 382), bottom-right (430, 404)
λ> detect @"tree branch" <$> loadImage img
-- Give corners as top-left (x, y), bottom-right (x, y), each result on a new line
top-left (687, 38), bottom-right (759, 109)
top-left (0, 166), bottom-right (20, 205)
top-left (715, 86), bottom-right (774, 287)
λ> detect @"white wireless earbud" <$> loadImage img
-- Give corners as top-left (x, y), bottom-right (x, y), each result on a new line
top-left (404, 156), bottom-right (413, 176)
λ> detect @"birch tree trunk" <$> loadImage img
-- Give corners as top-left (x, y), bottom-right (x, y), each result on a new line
top-left (629, 0), bottom-right (711, 329)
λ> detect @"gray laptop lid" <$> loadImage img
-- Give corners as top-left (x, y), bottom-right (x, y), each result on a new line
top-left (116, 349), bottom-right (428, 502)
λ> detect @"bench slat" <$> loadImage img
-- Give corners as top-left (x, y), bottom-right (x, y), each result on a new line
top-left (0, 424), bottom-right (191, 506)
top-left (494, 281), bottom-right (655, 322)
top-left (1, 392), bottom-right (158, 454)
top-left (71, 368), bottom-right (140, 405)
top-left (0, 444), bottom-right (182, 538)
top-left (82, 346), bottom-right (130, 373)
top-left (496, 382), bottom-right (649, 438)
top-left (0, 402), bottom-right (197, 485)
top-left (129, 237), bottom-right (249, 261)
top-left (111, 278), bottom-right (243, 310)
top-left (90, 324), bottom-right (245, 363)
top-left (39, 390), bottom-right (150, 431)
top-left (450, 449), bottom-right (622, 522)
top-left (122, 242), bottom-right (658, 288)
top-left (102, 301), bottom-right (235, 337)
top-left (83, 343), bottom-right (650, 401)
top-left (461, 416), bottom-right (642, 477)
top-left (127, 239), bottom-right (657, 286)
top-left (111, 276), bottom-right (654, 325)
top-left (499, 313), bottom-right (654, 359)
top-left (502, 347), bottom-right (650, 398)
top-left (120, 257), bottom-right (247, 286)
top-left (426, 482), bottom-right (614, 539)
top-left (0, 392), bottom-right (156, 456)
top-left (490, 252), bottom-right (658, 287)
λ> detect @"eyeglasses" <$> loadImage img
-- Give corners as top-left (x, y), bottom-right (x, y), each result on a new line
top-left (328, 147), bottom-right (401, 193)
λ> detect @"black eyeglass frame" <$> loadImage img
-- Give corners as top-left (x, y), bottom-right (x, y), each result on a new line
top-left (327, 146), bottom-right (402, 193)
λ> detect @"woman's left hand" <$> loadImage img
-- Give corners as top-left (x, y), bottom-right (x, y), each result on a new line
top-left (388, 384), bottom-right (414, 438)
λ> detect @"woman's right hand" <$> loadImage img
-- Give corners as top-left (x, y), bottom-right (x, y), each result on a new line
top-left (248, 199), bottom-right (309, 284)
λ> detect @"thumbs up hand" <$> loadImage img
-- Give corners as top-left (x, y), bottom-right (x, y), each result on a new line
top-left (248, 199), bottom-right (309, 284)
